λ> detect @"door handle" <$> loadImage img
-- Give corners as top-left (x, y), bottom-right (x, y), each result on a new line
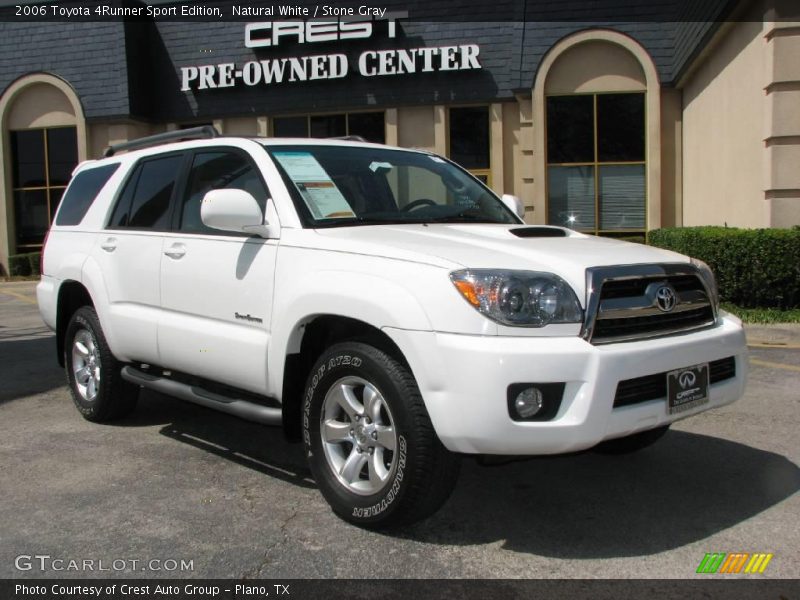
top-left (164, 243), bottom-right (186, 259)
top-left (100, 238), bottom-right (117, 252)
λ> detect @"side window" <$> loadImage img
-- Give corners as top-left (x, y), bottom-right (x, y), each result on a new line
top-left (108, 164), bottom-right (141, 228)
top-left (108, 154), bottom-right (183, 230)
top-left (56, 163), bottom-right (120, 226)
top-left (179, 151), bottom-right (268, 233)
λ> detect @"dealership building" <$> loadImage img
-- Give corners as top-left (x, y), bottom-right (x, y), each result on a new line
top-left (1, 0), bottom-right (799, 274)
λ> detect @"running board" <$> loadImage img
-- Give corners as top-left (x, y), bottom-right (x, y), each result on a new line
top-left (121, 366), bottom-right (282, 426)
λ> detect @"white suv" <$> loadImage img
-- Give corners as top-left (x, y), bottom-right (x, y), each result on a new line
top-left (37, 127), bottom-right (747, 527)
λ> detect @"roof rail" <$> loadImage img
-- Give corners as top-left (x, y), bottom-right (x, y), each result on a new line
top-left (103, 125), bottom-right (220, 157)
top-left (327, 135), bottom-right (368, 143)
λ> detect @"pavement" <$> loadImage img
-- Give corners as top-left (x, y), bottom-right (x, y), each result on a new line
top-left (0, 280), bottom-right (798, 579)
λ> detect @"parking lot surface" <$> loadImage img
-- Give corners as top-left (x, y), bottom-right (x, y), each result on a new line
top-left (1, 281), bottom-right (798, 579)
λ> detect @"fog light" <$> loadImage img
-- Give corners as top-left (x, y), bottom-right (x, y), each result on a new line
top-left (514, 387), bottom-right (544, 419)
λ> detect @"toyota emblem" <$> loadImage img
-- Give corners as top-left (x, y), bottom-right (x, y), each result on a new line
top-left (655, 285), bottom-right (677, 312)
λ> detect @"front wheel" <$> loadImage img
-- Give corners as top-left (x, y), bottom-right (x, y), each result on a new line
top-left (64, 306), bottom-right (138, 422)
top-left (303, 342), bottom-right (459, 528)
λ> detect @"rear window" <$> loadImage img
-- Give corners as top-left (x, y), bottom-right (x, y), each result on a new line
top-left (55, 164), bottom-right (120, 226)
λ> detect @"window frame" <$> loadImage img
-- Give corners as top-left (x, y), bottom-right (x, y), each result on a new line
top-left (264, 143), bottom-right (517, 229)
top-left (171, 145), bottom-right (272, 237)
top-left (105, 150), bottom-right (189, 232)
top-left (271, 110), bottom-right (387, 144)
top-left (446, 105), bottom-right (492, 189)
top-left (10, 125), bottom-right (78, 249)
top-left (55, 163), bottom-right (120, 227)
top-left (544, 91), bottom-right (647, 236)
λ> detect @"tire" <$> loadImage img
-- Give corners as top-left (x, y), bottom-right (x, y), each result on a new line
top-left (594, 424), bottom-right (670, 455)
top-left (303, 342), bottom-right (460, 529)
top-left (64, 306), bottom-right (138, 422)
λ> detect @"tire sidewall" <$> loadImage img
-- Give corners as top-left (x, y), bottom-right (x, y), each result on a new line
top-left (65, 309), bottom-right (103, 416)
top-left (303, 344), bottom-right (414, 526)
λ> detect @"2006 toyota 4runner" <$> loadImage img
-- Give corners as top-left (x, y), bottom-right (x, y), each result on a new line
top-left (37, 127), bottom-right (747, 527)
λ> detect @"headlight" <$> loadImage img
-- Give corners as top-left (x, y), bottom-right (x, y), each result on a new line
top-left (690, 258), bottom-right (720, 309)
top-left (450, 269), bottom-right (583, 327)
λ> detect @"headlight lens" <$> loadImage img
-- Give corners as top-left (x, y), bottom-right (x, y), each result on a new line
top-left (690, 258), bottom-right (720, 309)
top-left (450, 269), bottom-right (583, 327)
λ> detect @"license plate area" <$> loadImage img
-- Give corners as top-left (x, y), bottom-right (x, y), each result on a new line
top-left (667, 363), bottom-right (709, 414)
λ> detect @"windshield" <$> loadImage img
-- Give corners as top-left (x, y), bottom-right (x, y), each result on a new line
top-left (265, 144), bottom-right (518, 227)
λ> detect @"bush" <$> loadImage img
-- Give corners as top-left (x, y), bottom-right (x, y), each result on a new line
top-left (647, 227), bottom-right (800, 309)
top-left (8, 252), bottom-right (41, 277)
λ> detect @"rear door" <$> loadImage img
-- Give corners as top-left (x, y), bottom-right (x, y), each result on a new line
top-left (92, 152), bottom-right (186, 363)
top-left (158, 147), bottom-right (278, 395)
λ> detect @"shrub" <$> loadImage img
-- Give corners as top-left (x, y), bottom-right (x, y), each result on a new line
top-left (647, 227), bottom-right (800, 309)
top-left (7, 252), bottom-right (41, 278)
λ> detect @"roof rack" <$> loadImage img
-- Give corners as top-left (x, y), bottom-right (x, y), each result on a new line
top-left (327, 135), bottom-right (367, 143)
top-left (103, 125), bottom-right (220, 157)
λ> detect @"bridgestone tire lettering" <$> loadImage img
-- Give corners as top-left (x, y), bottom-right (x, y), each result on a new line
top-left (302, 341), bottom-right (460, 528)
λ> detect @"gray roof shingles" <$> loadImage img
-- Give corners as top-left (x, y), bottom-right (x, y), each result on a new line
top-left (0, 1), bottom-right (736, 121)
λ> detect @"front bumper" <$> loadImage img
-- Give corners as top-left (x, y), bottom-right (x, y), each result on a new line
top-left (385, 314), bottom-right (747, 455)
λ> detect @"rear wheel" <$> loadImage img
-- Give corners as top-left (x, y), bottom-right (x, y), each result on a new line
top-left (594, 425), bottom-right (670, 455)
top-left (303, 342), bottom-right (459, 528)
top-left (64, 306), bottom-right (138, 422)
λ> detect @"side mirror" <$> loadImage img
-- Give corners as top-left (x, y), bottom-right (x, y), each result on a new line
top-left (501, 194), bottom-right (525, 220)
top-left (200, 189), bottom-right (273, 237)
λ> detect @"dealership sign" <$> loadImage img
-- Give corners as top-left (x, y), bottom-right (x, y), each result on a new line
top-left (180, 20), bottom-right (481, 91)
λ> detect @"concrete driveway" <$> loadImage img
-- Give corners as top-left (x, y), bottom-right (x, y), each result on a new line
top-left (1, 281), bottom-right (798, 579)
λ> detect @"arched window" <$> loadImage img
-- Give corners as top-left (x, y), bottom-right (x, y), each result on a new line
top-left (1, 75), bottom-right (85, 253)
top-left (533, 31), bottom-right (661, 235)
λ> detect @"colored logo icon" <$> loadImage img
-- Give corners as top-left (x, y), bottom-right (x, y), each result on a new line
top-left (696, 552), bottom-right (773, 574)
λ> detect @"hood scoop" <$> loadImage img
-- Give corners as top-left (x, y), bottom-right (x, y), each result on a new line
top-left (510, 227), bottom-right (568, 238)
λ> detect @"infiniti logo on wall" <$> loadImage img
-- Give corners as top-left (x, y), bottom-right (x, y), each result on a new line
top-left (655, 285), bottom-right (677, 312)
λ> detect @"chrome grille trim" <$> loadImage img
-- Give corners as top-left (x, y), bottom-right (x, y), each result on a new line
top-left (581, 263), bottom-right (719, 345)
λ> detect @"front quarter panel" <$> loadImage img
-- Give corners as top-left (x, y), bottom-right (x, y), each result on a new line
top-left (267, 243), bottom-right (496, 397)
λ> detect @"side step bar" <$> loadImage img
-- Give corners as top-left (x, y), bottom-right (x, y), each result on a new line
top-left (121, 366), bottom-right (282, 426)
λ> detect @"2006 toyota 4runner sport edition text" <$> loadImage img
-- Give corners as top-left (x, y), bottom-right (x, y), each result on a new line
top-left (37, 127), bottom-right (747, 528)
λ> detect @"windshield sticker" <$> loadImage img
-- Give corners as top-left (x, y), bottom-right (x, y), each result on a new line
top-left (369, 161), bottom-right (393, 173)
top-left (272, 152), bottom-right (355, 219)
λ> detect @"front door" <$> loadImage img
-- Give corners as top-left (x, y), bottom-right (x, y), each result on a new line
top-left (158, 148), bottom-right (277, 395)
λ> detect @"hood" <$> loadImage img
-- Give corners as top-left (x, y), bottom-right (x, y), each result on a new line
top-left (304, 224), bottom-right (689, 295)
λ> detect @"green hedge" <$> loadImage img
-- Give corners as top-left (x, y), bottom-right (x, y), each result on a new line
top-left (8, 252), bottom-right (41, 277)
top-left (647, 227), bottom-right (800, 309)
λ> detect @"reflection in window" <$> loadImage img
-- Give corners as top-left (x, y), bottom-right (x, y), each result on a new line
top-left (10, 126), bottom-right (78, 248)
top-left (111, 155), bottom-right (183, 230)
top-left (56, 164), bottom-right (119, 227)
top-left (180, 151), bottom-right (268, 234)
top-left (547, 166), bottom-right (595, 230)
top-left (546, 93), bottom-right (645, 234)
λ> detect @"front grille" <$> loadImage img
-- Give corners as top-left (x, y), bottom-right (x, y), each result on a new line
top-left (599, 275), bottom-right (701, 300)
top-left (593, 306), bottom-right (715, 340)
top-left (589, 272), bottom-right (715, 344)
top-left (614, 356), bottom-right (737, 408)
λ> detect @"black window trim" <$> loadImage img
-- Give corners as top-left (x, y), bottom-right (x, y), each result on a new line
top-left (55, 162), bottom-right (121, 227)
top-left (170, 145), bottom-right (272, 238)
top-left (105, 150), bottom-right (189, 232)
top-left (264, 144), bottom-right (518, 229)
